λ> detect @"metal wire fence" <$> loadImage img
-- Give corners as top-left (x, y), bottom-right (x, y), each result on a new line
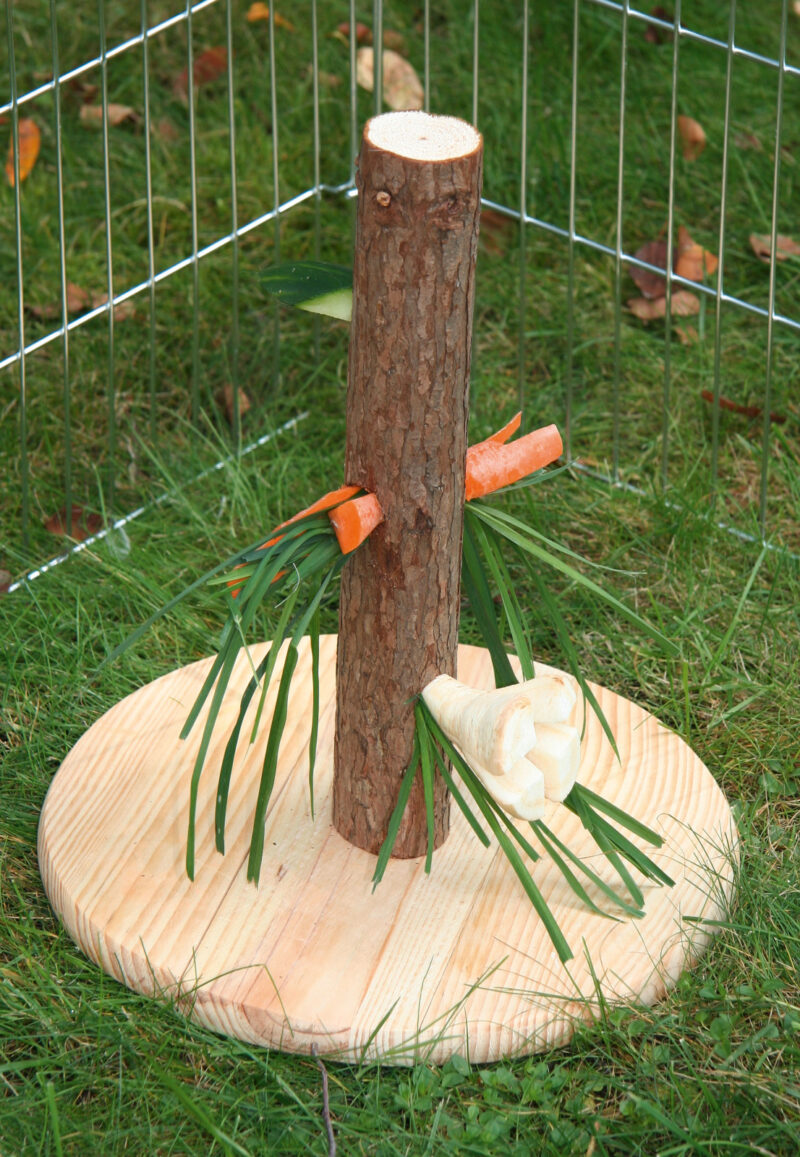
top-left (1, 0), bottom-right (797, 591)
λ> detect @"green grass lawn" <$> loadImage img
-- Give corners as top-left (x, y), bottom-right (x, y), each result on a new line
top-left (2, 1), bottom-right (800, 1153)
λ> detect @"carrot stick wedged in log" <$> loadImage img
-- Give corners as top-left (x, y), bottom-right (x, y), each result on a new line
top-left (465, 423), bottom-right (562, 501)
top-left (328, 492), bottom-right (384, 554)
top-left (480, 411), bottom-right (522, 447)
top-left (228, 483), bottom-right (360, 596)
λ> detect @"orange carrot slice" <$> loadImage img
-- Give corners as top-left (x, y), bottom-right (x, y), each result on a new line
top-left (328, 492), bottom-right (384, 554)
top-left (481, 411), bottom-right (523, 446)
top-left (228, 483), bottom-right (360, 595)
top-left (465, 423), bottom-right (562, 501)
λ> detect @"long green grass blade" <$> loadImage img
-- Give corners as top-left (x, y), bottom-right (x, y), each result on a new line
top-left (186, 634), bottom-right (241, 879)
top-left (428, 739), bottom-right (491, 847)
top-left (532, 820), bottom-right (642, 918)
top-left (180, 618), bottom-right (236, 740)
top-left (248, 587), bottom-right (300, 744)
top-left (262, 260), bottom-right (353, 320)
top-left (566, 790), bottom-right (647, 906)
top-left (462, 513), bottom-right (517, 687)
top-left (524, 559), bottom-right (620, 758)
top-left (572, 784), bottom-right (664, 846)
top-left (421, 708), bottom-right (540, 864)
top-left (372, 733), bottom-right (420, 889)
top-left (414, 704), bottom-right (437, 874)
top-left (471, 504), bottom-right (679, 656)
top-left (247, 642), bottom-right (300, 883)
top-left (530, 820), bottom-right (624, 920)
top-left (308, 606), bottom-right (321, 819)
top-left (215, 647), bottom-right (272, 852)
top-left (470, 516), bottom-right (535, 680)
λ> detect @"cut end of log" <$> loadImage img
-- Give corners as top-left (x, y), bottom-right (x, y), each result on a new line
top-left (366, 111), bottom-right (481, 162)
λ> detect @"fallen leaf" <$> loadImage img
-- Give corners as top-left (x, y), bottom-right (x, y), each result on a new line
top-left (701, 389), bottom-right (786, 424)
top-left (92, 291), bottom-right (136, 321)
top-left (356, 47), bottom-right (423, 111)
top-left (628, 240), bottom-right (669, 299)
top-left (479, 207), bottom-right (515, 254)
top-left (382, 30), bottom-right (407, 54)
top-left (218, 384), bottom-right (251, 424)
top-left (80, 103), bottom-right (140, 127)
top-left (44, 506), bottom-right (103, 541)
top-left (677, 115), bottom-right (706, 161)
top-left (675, 224), bottom-right (718, 281)
top-left (627, 289), bottom-right (699, 321)
top-left (0, 568), bottom-right (11, 593)
top-left (5, 118), bottom-right (41, 185)
top-left (173, 46), bottom-right (228, 98)
top-left (305, 65), bottom-right (341, 88)
top-left (246, 4), bottom-right (295, 31)
top-left (645, 6), bottom-right (673, 44)
top-left (675, 325), bottom-right (699, 345)
top-left (337, 22), bottom-right (373, 44)
top-left (734, 130), bottom-right (762, 151)
top-left (68, 78), bottom-right (99, 104)
top-left (27, 282), bottom-right (92, 320)
top-left (154, 116), bottom-right (180, 142)
top-left (749, 233), bottom-right (800, 262)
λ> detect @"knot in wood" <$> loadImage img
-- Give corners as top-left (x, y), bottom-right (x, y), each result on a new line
top-left (375, 190), bottom-right (392, 208)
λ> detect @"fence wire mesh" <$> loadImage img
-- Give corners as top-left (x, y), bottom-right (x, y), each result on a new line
top-left (1, 1), bottom-right (798, 591)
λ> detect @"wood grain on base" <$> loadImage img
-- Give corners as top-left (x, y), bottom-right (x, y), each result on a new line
top-left (38, 636), bottom-right (736, 1065)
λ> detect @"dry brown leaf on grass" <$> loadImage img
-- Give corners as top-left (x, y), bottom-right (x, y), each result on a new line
top-left (218, 384), bottom-right (252, 424)
top-left (0, 568), bottom-right (11, 594)
top-left (335, 21), bottom-right (373, 44)
top-left (44, 506), bottom-right (103, 541)
top-left (80, 104), bottom-right (140, 128)
top-left (749, 233), bottom-right (800, 262)
top-left (92, 291), bottom-right (136, 322)
top-left (68, 78), bottom-right (99, 104)
top-left (675, 324), bottom-right (699, 345)
top-left (677, 115), bottom-right (706, 161)
top-left (628, 240), bottom-right (669, 299)
top-left (356, 47), bottom-right (423, 111)
top-left (154, 116), bottom-right (180, 143)
top-left (306, 65), bottom-right (341, 88)
top-left (479, 208), bottom-right (516, 254)
top-left (644, 6), bottom-right (673, 44)
top-left (701, 389), bottom-right (786, 424)
top-left (173, 47), bottom-right (228, 98)
top-left (28, 282), bottom-right (92, 320)
top-left (627, 289), bottom-right (700, 321)
top-left (246, 4), bottom-right (295, 31)
top-left (5, 118), bottom-right (41, 185)
top-left (734, 130), bottom-right (762, 152)
top-left (675, 225), bottom-right (718, 281)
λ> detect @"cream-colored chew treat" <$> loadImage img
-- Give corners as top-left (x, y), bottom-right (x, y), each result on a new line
top-left (467, 756), bottom-right (546, 822)
top-left (422, 675), bottom-right (537, 777)
top-left (366, 111), bottom-right (482, 162)
top-left (526, 723), bottom-right (581, 802)
top-left (488, 675), bottom-right (577, 723)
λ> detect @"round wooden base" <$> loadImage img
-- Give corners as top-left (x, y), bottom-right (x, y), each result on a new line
top-left (39, 636), bottom-right (736, 1065)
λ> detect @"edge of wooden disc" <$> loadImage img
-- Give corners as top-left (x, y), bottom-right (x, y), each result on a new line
top-left (39, 636), bottom-right (737, 1066)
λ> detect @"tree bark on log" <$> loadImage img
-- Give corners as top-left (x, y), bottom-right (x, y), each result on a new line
top-left (333, 112), bottom-right (483, 857)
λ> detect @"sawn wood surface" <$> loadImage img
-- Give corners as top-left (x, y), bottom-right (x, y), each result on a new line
top-left (38, 635), bottom-right (736, 1065)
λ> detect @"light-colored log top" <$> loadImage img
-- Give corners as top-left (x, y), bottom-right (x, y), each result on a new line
top-left (366, 111), bottom-right (482, 161)
top-left (38, 637), bottom-right (736, 1065)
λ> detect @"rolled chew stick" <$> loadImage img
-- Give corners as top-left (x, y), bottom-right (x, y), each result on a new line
top-left (422, 674), bottom-right (537, 777)
top-left (465, 423), bottom-right (563, 501)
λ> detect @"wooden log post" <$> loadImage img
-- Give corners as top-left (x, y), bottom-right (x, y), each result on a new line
top-left (333, 112), bottom-right (483, 857)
